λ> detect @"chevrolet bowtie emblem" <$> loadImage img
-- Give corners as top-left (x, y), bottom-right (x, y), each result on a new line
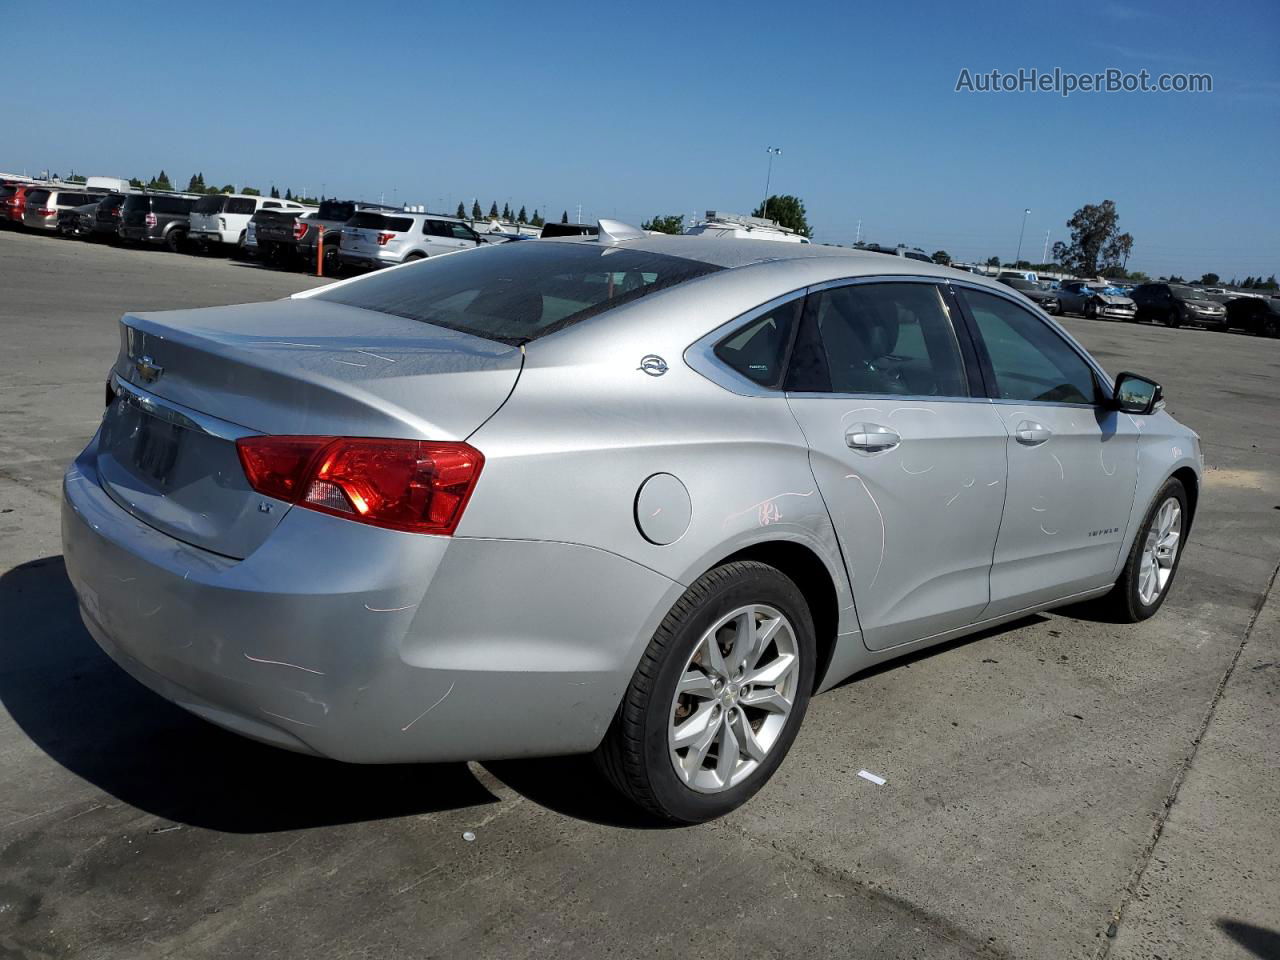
top-left (134, 355), bottom-right (164, 384)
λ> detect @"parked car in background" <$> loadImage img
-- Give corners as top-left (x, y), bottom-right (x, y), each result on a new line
top-left (293, 199), bottom-right (399, 275)
top-left (1131, 283), bottom-right (1228, 329)
top-left (251, 207), bottom-right (311, 264)
top-left (62, 233), bottom-right (1199, 823)
top-left (21, 188), bottom-right (107, 232)
top-left (57, 201), bottom-right (102, 239)
top-left (91, 193), bottom-right (131, 240)
top-left (2, 182), bottom-right (46, 225)
top-left (188, 193), bottom-right (307, 254)
top-left (854, 242), bottom-right (931, 262)
top-left (1225, 296), bottom-right (1280, 338)
top-left (997, 276), bottom-right (1060, 314)
top-left (339, 211), bottom-right (485, 270)
top-left (117, 193), bottom-right (198, 251)
top-left (1056, 279), bottom-right (1137, 320)
top-left (997, 270), bottom-right (1040, 283)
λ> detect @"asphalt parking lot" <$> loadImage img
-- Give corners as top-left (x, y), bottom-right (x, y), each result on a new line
top-left (1, 229), bottom-right (1277, 960)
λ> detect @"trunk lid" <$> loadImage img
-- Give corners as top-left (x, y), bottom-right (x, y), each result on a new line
top-left (97, 298), bottom-right (523, 558)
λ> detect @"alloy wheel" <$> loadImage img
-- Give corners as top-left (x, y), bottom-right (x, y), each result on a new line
top-left (668, 604), bottom-right (800, 793)
top-left (1138, 497), bottom-right (1181, 606)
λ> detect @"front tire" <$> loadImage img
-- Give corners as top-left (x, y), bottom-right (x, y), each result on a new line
top-left (1106, 478), bottom-right (1188, 622)
top-left (595, 561), bottom-right (816, 823)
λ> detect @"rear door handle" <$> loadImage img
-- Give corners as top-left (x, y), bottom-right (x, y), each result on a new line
top-left (1015, 420), bottom-right (1052, 446)
top-left (845, 423), bottom-right (901, 454)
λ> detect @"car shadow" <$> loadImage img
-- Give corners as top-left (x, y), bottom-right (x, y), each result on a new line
top-left (0, 556), bottom-right (498, 834)
top-left (482, 756), bottom-right (675, 831)
top-left (1217, 919), bottom-right (1280, 959)
top-left (826, 613), bottom-right (1050, 691)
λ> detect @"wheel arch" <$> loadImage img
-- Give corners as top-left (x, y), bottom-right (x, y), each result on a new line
top-left (1171, 465), bottom-right (1199, 530)
top-left (711, 539), bottom-right (841, 693)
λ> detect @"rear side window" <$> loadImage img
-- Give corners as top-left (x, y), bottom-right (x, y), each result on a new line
top-left (788, 283), bottom-right (968, 398)
top-left (313, 241), bottom-right (721, 344)
top-left (225, 197), bottom-right (256, 215)
top-left (960, 288), bottom-right (1097, 405)
top-left (194, 195), bottom-right (227, 214)
top-left (153, 197), bottom-right (195, 214)
top-left (349, 212), bottom-right (412, 231)
top-left (714, 298), bottom-right (803, 388)
top-left (26, 190), bottom-right (49, 206)
top-left (320, 200), bottom-right (355, 221)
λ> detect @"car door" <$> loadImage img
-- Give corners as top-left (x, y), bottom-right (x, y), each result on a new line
top-left (422, 219), bottom-right (471, 255)
top-left (954, 285), bottom-right (1140, 617)
top-left (785, 279), bottom-right (1010, 651)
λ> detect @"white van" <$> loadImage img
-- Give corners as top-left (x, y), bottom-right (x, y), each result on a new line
top-left (189, 194), bottom-right (306, 251)
top-left (85, 176), bottom-right (131, 193)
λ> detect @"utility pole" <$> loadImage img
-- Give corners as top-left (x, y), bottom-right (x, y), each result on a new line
top-left (1042, 229), bottom-right (1050, 264)
top-left (762, 146), bottom-right (782, 220)
top-left (1015, 208), bottom-right (1031, 266)
top-left (855, 219), bottom-right (862, 245)
top-left (576, 203), bottom-right (582, 225)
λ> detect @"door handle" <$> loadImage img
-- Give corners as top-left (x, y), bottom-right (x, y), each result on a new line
top-left (1015, 420), bottom-right (1052, 446)
top-left (845, 423), bottom-right (901, 454)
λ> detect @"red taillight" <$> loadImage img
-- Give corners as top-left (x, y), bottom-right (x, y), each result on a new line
top-left (145, 212), bottom-right (157, 227)
top-left (293, 221), bottom-right (309, 240)
top-left (235, 436), bottom-right (484, 536)
top-left (376, 232), bottom-right (395, 245)
top-left (39, 207), bottom-right (56, 216)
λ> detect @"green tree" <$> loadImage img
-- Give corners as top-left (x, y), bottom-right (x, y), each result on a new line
top-left (751, 194), bottom-right (812, 237)
top-left (985, 255), bottom-right (1000, 267)
top-left (285, 188), bottom-right (294, 201)
top-left (561, 210), bottom-right (569, 224)
top-left (219, 184), bottom-right (235, 194)
top-left (501, 202), bottom-right (512, 220)
top-left (517, 205), bottom-right (527, 223)
top-left (1051, 200), bottom-right (1133, 276)
top-left (242, 186), bottom-right (261, 197)
top-left (931, 250), bottom-right (951, 265)
top-left (66, 171), bottom-right (87, 184)
top-left (270, 186), bottom-right (280, 199)
top-left (489, 201), bottom-right (499, 218)
top-left (147, 170), bottom-right (174, 191)
top-left (456, 201), bottom-right (466, 219)
top-left (530, 210), bottom-right (544, 228)
top-left (641, 214), bottom-right (684, 234)
top-left (186, 173), bottom-right (206, 192)
top-left (1199, 272), bottom-right (1220, 286)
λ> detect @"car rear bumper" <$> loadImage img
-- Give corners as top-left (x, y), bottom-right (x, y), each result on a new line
top-left (22, 215), bottom-right (57, 230)
top-left (340, 249), bottom-right (396, 269)
top-left (61, 435), bottom-right (678, 763)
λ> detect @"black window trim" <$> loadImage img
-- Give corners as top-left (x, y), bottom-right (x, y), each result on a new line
top-left (948, 279), bottom-right (1114, 407)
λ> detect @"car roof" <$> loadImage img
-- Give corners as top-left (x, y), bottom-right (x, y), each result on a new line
top-left (541, 233), bottom-right (965, 276)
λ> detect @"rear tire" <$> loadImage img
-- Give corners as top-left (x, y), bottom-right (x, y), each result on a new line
top-left (595, 561), bottom-right (816, 824)
top-left (1103, 478), bottom-right (1188, 623)
top-left (1260, 315), bottom-right (1279, 339)
top-left (404, 252), bottom-right (426, 262)
top-left (166, 229), bottom-right (186, 253)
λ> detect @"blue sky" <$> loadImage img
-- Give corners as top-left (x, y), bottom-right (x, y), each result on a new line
top-left (3, 0), bottom-right (1276, 279)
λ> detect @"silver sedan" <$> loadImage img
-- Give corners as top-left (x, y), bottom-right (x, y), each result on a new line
top-left (62, 225), bottom-right (1201, 823)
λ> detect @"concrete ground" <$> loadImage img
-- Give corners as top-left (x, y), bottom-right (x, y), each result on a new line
top-left (1, 228), bottom-right (1277, 960)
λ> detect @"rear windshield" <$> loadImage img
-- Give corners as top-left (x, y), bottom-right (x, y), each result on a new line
top-left (319, 200), bottom-right (355, 221)
top-left (193, 195), bottom-right (227, 213)
top-left (348, 212), bottom-right (412, 231)
top-left (122, 194), bottom-right (149, 212)
top-left (313, 241), bottom-right (722, 344)
top-left (26, 189), bottom-right (50, 205)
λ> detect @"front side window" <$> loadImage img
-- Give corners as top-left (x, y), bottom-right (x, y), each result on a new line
top-left (788, 282), bottom-right (968, 397)
top-left (226, 197), bottom-right (257, 215)
top-left (960, 288), bottom-right (1097, 405)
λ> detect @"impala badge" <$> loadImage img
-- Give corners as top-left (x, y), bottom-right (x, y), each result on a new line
top-left (638, 355), bottom-right (669, 377)
top-left (134, 355), bottom-right (164, 384)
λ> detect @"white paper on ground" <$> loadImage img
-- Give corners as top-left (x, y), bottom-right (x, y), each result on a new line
top-left (857, 770), bottom-right (886, 786)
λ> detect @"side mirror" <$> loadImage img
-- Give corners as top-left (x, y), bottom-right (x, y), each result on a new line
top-left (1111, 372), bottom-right (1163, 415)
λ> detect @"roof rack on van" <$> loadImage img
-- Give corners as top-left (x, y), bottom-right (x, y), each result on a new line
top-left (700, 210), bottom-right (801, 235)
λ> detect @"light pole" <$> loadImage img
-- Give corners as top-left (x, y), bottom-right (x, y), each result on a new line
top-left (762, 146), bottom-right (782, 220)
top-left (1015, 208), bottom-right (1031, 266)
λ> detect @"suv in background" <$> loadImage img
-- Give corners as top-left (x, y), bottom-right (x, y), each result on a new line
top-left (57, 199), bottom-right (104, 239)
top-left (21, 188), bottom-right (107, 231)
top-left (188, 193), bottom-right (306, 254)
top-left (117, 193), bottom-right (199, 251)
top-left (91, 193), bottom-right (131, 240)
top-left (340, 211), bottom-right (484, 270)
top-left (4, 183), bottom-right (52, 225)
top-left (292, 199), bottom-right (400, 274)
top-left (1225, 296), bottom-right (1280, 338)
top-left (1131, 282), bottom-right (1228, 329)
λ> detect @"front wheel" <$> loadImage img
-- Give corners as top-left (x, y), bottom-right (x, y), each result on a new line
top-left (1106, 478), bottom-right (1188, 622)
top-left (1084, 300), bottom-right (1098, 320)
top-left (1165, 307), bottom-right (1182, 328)
top-left (595, 561), bottom-right (815, 823)
top-left (1260, 315), bottom-right (1279, 339)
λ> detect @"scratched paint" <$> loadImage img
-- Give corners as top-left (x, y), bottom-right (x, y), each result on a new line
top-left (844, 474), bottom-right (886, 587)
